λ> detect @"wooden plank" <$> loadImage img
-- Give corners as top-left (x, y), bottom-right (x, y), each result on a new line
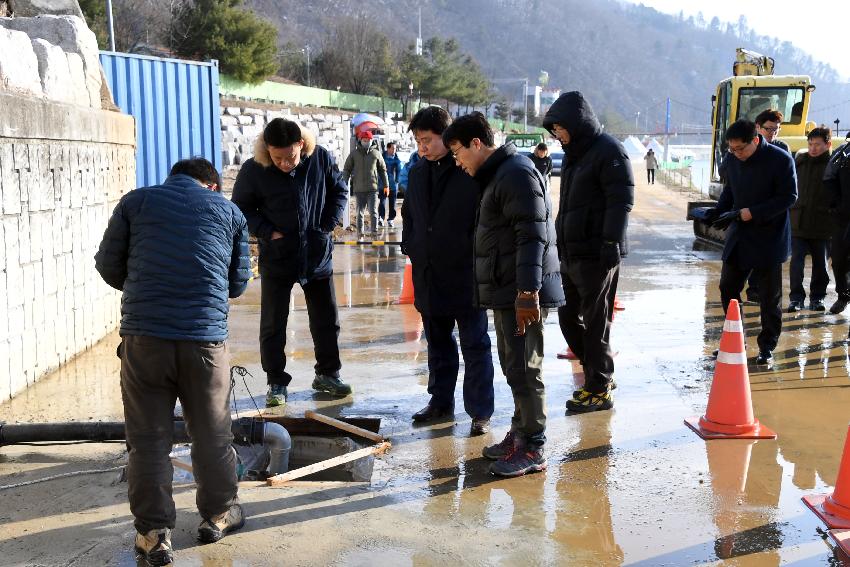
top-left (266, 442), bottom-right (391, 486)
top-left (171, 458), bottom-right (193, 473)
top-left (304, 410), bottom-right (385, 443)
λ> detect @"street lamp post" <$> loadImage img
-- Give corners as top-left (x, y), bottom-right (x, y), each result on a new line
top-left (835, 118), bottom-right (841, 137)
top-left (305, 45), bottom-right (311, 87)
top-left (635, 111), bottom-right (640, 132)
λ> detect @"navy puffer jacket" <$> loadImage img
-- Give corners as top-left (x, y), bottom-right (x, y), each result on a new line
top-left (95, 174), bottom-right (252, 341)
top-left (232, 135), bottom-right (348, 282)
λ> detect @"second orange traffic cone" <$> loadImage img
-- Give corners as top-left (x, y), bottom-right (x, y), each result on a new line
top-left (685, 299), bottom-right (776, 440)
top-left (396, 257), bottom-right (415, 304)
top-left (802, 424), bottom-right (850, 530)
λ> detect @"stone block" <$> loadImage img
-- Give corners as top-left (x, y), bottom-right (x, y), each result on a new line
top-left (2, 15), bottom-right (102, 108)
top-left (43, 254), bottom-right (57, 295)
top-left (241, 124), bottom-right (262, 139)
top-left (21, 327), bottom-right (36, 372)
top-left (237, 114), bottom-right (253, 125)
top-left (226, 106), bottom-right (241, 116)
top-left (30, 37), bottom-right (74, 104)
top-left (0, 26), bottom-right (42, 96)
top-left (0, 340), bottom-right (8, 399)
top-left (17, 211), bottom-right (30, 264)
top-left (243, 106), bottom-right (264, 116)
top-left (0, 273), bottom-right (7, 340)
top-left (220, 114), bottom-right (238, 127)
top-left (330, 114), bottom-right (342, 123)
top-left (8, 336), bottom-right (24, 397)
top-left (29, 212), bottom-right (42, 262)
top-left (64, 52), bottom-right (90, 107)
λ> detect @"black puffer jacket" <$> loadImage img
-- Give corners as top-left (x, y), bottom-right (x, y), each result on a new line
top-left (471, 144), bottom-right (564, 310)
top-left (232, 134), bottom-right (348, 283)
top-left (543, 92), bottom-right (635, 265)
top-left (401, 156), bottom-right (478, 316)
top-left (790, 150), bottom-right (832, 240)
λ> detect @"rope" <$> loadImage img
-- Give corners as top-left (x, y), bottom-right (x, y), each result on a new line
top-left (0, 465), bottom-right (125, 491)
top-left (230, 365), bottom-right (264, 423)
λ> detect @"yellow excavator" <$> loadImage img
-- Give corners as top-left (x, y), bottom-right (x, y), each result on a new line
top-left (687, 48), bottom-right (818, 245)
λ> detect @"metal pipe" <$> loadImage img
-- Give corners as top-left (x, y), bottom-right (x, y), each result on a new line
top-left (263, 422), bottom-right (291, 474)
top-left (105, 0), bottom-right (116, 52)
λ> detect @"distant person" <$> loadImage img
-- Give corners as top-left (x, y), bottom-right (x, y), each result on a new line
top-left (543, 91), bottom-right (634, 413)
top-left (824, 135), bottom-right (850, 314)
top-left (529, 142), bottom-right (553, 181)
top-left (644, 148), bottom-right (659, 184)
top-left (704, 119), bottom-right (797, 366)
top-left (787, 127), bottom-right (833, 312)
top-left (343, 130), bottom-right (389, 234)
top-left (232, 118), bottom-right (351, 408)
top-left (397, 147), bottom-right (422, 196)
top-left (401, 106), bottom-right (495, 435)
top-left (381, 141), bottom-right (402, 228)
top-left (444, 112), bottom-right (564, 477)
top-left (95, 158), bottom-right (252, 565)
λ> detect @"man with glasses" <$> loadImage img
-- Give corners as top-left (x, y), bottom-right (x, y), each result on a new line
top-left (705, 119), bottom-right (797, 366)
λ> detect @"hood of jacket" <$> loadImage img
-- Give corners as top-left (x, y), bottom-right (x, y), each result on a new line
top-left (542, 91), bottom-right (602, 163)
top-left (252, 121), bottom-right (316, 168)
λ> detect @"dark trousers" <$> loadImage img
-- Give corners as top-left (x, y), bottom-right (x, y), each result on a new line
top-left (719, 260), bottom-right (783, 352)
top-left (421, 309), bottom-right (495, 419)
top-left (260, 276), bottom-right (341, 386)
top-left (560, 259), bottom-right (619, 393)
top-left (832, 225), bottom-right (850, 300)
top-left (120, 335), bottom-right (238, 534)
top-left (789, 236), bottom-right (830, 303)
top-left (492, 308), bottom-right (546, 448)
top-left (646, 169), bottom-right (655, 184)
top-left (378, 187), bottom-right (398, 222)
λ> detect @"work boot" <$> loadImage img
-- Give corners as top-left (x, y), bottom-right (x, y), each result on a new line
top-left (573, 380), bottom-right (616, 398)
top-left (312, 374), bottom-right (352, 397)
top-left (470, 417), bottom-right (490, 436)
top-left (566, 388), bottom-right (613, 413)
top-left (134, 528), bottom-right (173, 566)
top-left (809, 299), bottom-right (826, 312)
top-left (265, 384), bottom-right (287, 408)
top-left (482, 430), bottom-right (516, 460)
top-left (831, 297), bottom-right (850, 314)
top-left (489, 441), bottom-right (547, 477)
top-left (411, 403), bottom-right (454, 423)
top-left (755, 350), bottom-right (773, 366)
top-left (198, 504), bottom-right (245, 544)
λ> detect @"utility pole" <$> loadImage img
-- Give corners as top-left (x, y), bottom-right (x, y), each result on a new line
top-left (415, 6), bottom-right (423, 56)
top-left (106, 0), bottom-right (116, 51)
top-left (664, 97), bottom-right (671, 163)
top-left (523, 78), bottom-right (528, 133)
top-left (305, 45), bottom-right (311, 87)
top-left (634, 111), bottom-right (640, 132)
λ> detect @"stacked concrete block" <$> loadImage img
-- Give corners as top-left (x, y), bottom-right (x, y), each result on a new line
top-left (0, 25), bottom-right (42, 96)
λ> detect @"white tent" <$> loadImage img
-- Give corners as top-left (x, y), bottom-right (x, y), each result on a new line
top-left (647, 138), bottom-right (665, 156)
top-left (623, 136), bottom-right (647, 159)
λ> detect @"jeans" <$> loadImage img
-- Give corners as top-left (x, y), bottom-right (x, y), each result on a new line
top-left (492, 308), bottom-right (546, 448)
top-left (719, 260), bottom-right (783, 352)
top-left (560, 259), bottom-right (619, 393)
top-left (378, 187), bottom-right (398, 223)
top-left (421, 309), bottom-right (495, 419)
top-left (355, 192), bottom-right (379, 233)
top-left (259, 276), bottom-right (341, 385)
top-left (789, 236), bottom-right (829, 303)
top-left (120, 335), bottom-right (238, 534)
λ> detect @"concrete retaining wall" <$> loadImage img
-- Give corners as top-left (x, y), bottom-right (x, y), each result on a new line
top-left (0, 93), bottom-right (135, 400)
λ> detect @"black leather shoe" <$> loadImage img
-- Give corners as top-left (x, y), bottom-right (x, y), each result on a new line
top-left (470, 417), bottom-right (490, 436)
top-left (831, 298), bottom-right (850, 314)
top-left (787, 301), bottom-right (803, 313)
top-left (809, 299), bottom-right (826, 312)
top-left (412, 403), bottom-right (454, 423)
top-left (755, 350), bottom-right (773, 366)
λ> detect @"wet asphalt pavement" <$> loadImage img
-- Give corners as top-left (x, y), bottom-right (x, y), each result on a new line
top-left (1, 172), bottom-right (849, 566)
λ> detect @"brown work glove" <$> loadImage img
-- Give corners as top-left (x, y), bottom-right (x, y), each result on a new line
top-left (515, 290), bottom-right (541, 336)
top-left (383, 186), bottom-right (389, 196)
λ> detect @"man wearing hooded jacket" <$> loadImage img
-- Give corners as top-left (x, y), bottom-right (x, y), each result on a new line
top-left (543, 91), bottom-right (635, 413)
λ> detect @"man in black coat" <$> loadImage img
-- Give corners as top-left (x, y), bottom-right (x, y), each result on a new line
top-left (824, 136), bottom-right (850, 314)
top-left (232, 118), bottom-right (350, 407)
top-left (543, 91), bottom-right (634, 413)
top-left (401, 107), bottom-right (495, 435)
top-left (444, 112), bottom-right (565, 478)
top-left (705, 119), bottom-right (797, 365)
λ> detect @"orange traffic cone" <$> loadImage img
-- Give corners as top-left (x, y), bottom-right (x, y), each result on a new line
top-left (829, 528), bottom-right (850, 558)
top-left (396, 257), bottom-right (415, 305)
top-left (557, 347), bottom-right (580, 360)
top-left (802, 424), bottom-right (850, 530)
top-left (685, 299), bottom-right (776, 440)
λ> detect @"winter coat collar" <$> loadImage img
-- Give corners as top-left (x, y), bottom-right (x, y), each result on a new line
top-left (474, 143), bottom-right (517, 187)
top-left (252, 122), bottom-right (317, 168)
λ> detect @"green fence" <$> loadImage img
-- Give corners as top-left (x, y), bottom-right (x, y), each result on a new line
top-left (489, 118), bottom-right (547, 134)
top-left (219, 75), bottom-right (403, 113)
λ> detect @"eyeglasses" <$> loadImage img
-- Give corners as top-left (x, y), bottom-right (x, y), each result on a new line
top-left (727, 142), bottom-right (754, 154)
top-left (762, 126), bottom-right (780, 133)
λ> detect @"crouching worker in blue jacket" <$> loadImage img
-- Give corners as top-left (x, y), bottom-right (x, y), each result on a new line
top-left (95, 158), bottom-right (252, 566)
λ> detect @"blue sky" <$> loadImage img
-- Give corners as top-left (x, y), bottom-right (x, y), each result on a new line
top-left (623, 0), bottom-right (850, 80)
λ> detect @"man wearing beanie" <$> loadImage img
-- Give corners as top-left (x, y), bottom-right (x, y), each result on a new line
top-left (343, 130), bottom-right (389, 235)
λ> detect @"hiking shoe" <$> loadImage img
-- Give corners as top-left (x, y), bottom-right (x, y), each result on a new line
top-left (755, 350), bottom-right (773, 366)
top-left (387, 219), bottom-right (395, 228)
top-left (573, 380), bottom-right (616, 398)
top-left (809, 299), bottom-right (826, 311)
top-left (566, 388), bottom-right (613, 413)
top-left (831, 297), bottom-right (850, 314)
top-left (489, 443), bottom-right (547, 477)
top-left (134, 528), bottom-right (173, 566)
top-left (265, 384), bottom-right (287, 408)
top-left (198, 504), bottom-right (245, 544)
top-left (470, 417), bottom-right (490, 436)
top-left (787, 301), bottom-right (803, 313)
top-left (482, 430), bottom-right (516, 460)
top-left (312, 374), bottom-right (352, 397)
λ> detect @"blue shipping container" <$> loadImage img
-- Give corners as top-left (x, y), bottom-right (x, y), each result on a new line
top-left (99, 51), bottom-right (222, 188)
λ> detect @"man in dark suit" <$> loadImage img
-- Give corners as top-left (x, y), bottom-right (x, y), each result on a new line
top-left (705, 119), bottom-right (797, 365)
